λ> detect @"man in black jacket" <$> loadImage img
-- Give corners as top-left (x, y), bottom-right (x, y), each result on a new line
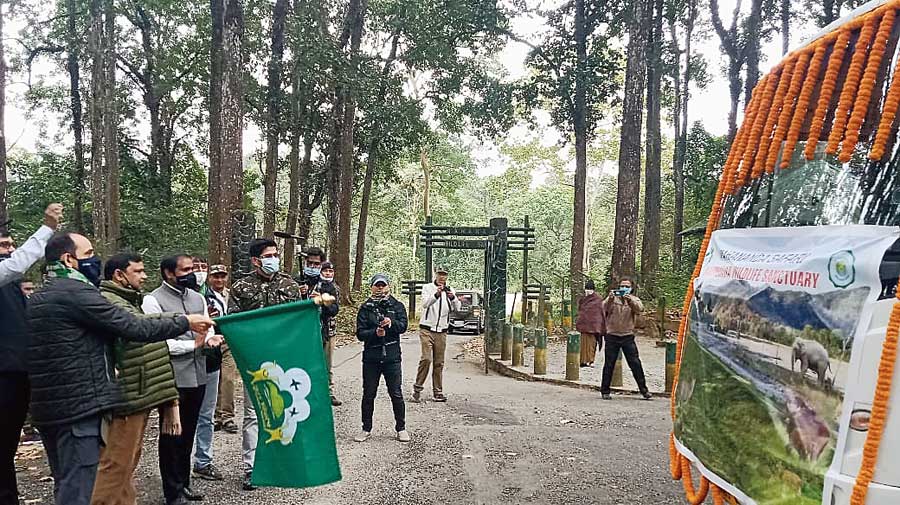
top-left (355, 274), bottom-right (409, 443)
top-left (315, 261), bottom-right (341, 406)
top-left (26, 233), bottom-right (214, 505)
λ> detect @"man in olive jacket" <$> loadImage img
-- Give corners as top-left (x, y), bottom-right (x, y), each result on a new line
top-left (91, 253), bottom-right (182, 505)
top-left (26, 233), bottom-right (214, 505)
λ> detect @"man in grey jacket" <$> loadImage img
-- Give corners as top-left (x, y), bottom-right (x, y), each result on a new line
top-left (143, 254), bottom-right (222, 505)
top-left (413, 266), bottom-right (461, 403)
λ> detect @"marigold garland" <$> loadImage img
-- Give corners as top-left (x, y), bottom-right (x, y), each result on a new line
top-left (849, 277), bottom-right (900, 505)
top-left (765, 53), bottom-right (810, 173)
top-left (827, 15), bottom-right (879, 155)
top-left (681, 457), bottom-right (710, 504)
top-left (752, 58), bottom-right (797, 178)
top-left (723, 88), bottom-right (763, 195)
top-left (840, 9), bottom-right (896, 162)
top-left (805, 30), bottom-right (852, 160)
top-left (871, 11), bottom-right (900, 160)
top-left (783, 45), bottom-right (827, 168)
top-left (737, 73), bottom-right (779, 188)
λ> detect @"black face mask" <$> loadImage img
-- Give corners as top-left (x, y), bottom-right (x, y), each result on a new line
top-left (0, 253), bottom-right (10, 262)
top-left (175, 272), bottom-right (199, 291)
top-left (77, 256), bottom-right (103, 287)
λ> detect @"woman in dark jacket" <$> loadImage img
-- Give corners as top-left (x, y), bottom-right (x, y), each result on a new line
top-left (575, 279), bottom-right (606, 367)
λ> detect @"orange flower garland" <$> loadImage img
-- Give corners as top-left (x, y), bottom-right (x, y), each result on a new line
top-left (840, 9), bottom-right (896, 162)
top-left (723, 88), bottom-right (763, 195)
top-left (826, 15), bottom-right (879, 155)
top-left (681, 457), bottom-right (710, 504)
top-left (871, 11), bottom-right (900, 160)
top-left (849, 277), bottom-right (900, 505)
top-left (737, 73), bottom-right (779, 188)
top-left (752, 58), bottom-right (797, 178)
top-left (765, 53), bottom-right (810, 173)
top-left (783, 44), bottom-right (827, 168)
top-left (805, 30), bottom-right (852, 160)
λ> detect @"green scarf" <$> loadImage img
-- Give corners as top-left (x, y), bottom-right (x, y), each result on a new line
top-left (46, 261), bottom-right (92, 286)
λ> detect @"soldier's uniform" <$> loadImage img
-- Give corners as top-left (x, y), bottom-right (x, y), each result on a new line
top-left (227, 271), bottom-right (301, 480)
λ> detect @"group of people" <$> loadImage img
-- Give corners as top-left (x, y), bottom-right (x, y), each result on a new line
top-left (576, 278), bottom-right (653, 400)
top-left (0, 205), bottom-right (344, 505)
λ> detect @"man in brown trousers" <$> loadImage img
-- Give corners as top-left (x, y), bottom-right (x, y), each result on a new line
top-left (576, 279), bottom-right (605, 367)
top-left (413, 267), bottom-right (461, 403)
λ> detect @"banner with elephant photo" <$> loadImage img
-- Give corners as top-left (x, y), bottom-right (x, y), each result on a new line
top-left (673, 225), bottom-right (899, 505)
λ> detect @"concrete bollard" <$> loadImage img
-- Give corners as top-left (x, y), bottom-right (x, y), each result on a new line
top-left (534, 328), bottom-right (548, 375)
top-left (512, 324), bottom-right (524, 367)
top-left (665, 340), bottom-right (677, 393)
top-left (562, 300), bottom-right (572, 331)
top-left (612, 349), bottom-right (623, 387)
top-left (566, 331), bottom-right (580, 381)
top-left (501, 323), bottom-right (513, 361)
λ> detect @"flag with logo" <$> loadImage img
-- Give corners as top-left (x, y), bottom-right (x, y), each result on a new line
top-left (215, 299), bottom-right (341, 488)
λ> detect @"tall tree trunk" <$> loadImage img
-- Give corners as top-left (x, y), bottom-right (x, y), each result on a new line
top-left (744, 0), bottom-right (764, 108)
top-left (66, 0), bottom-right (85, 232)
top-left (781, 0), bottom-right (790, 55)
top-left (262, 0), bottom-right (288, 237)
top-left (352, 28), bottom-right (399, 292)
top-left (297, 134), bottom-right (316, 250)
top-left (673, 0), bottom-right (695, 271)
top-left (727, 59), bottom-right (742, 144)
top-left (103, 0), bottom-right (120, 252)
top-left (570, 0), bottom-right (589, 302)
top-left (421, 148), bottom-right (431, 217)
top-left (284, 80), bottom-right (304, 274)
top-left (89, 0), bottom-right (107, 248)
top-left (208, 0), bottom-right (244, 266)
top-left (640, 0), bottom-right (663, 297)
top-left (0, 1), bottom-right (7, 230)
top-left (612, 0), bottom-right (649, 283)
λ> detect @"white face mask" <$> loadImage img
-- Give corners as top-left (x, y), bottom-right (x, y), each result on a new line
top-left (260, 257), bottom-right (281, 275)
top-left (585, 289), bottom-right (594, 296)
top-left (195, 271), bottom-right (208, 286)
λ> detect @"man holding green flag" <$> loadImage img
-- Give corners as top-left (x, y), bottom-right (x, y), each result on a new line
top-left (223, 238), bottom-right (340, 490)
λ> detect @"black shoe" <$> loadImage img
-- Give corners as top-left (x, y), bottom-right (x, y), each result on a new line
top-left (641, 391), bottom-right (653, 400)
top-left (242, 473), bottom-right (257, 491)
top-left (193, 464), bottom-right (224, 481)
top-left (182, 486), bottom-right (204, 501)
top-left (433, 393), bottom-right (447, 402)
top-left (331, 396), bottom-right (343, 407)
top-left (222, 419), bottom-right (239, 434)
top-left (167, 497), bottom-right (190, 505)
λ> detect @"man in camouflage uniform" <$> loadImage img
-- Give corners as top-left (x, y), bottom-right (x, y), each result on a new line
top-left (228, 238), bottom-right (301, 491)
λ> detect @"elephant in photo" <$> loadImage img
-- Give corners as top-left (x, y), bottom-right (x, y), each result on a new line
top-left (792, 338), bottom-right (832, 386)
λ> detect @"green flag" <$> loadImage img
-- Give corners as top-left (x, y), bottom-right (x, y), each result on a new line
top-left (215, 299), bottom-right (341, 488)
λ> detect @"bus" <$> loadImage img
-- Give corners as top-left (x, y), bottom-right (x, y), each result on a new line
top-left (670, 1), bottom-right (900, 504)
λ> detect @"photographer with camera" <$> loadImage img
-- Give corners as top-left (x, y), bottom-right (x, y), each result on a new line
top-left (413, 266), bottom-right (461, 403)
top-left (600, 277), bottom-right (651, 401)
top-left (355, 274), bottom-right (409, 443)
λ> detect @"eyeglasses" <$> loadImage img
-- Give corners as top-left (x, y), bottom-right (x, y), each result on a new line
top-left (0, 240), bottom-right (15, 249)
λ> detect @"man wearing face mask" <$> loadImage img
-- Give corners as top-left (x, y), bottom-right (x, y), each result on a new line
top-left (294, 246), bottom-right (325, 299)
top-left (314, 261), bottom-right (341, 406)
top-left (143, 255), bottom-right (224, 505)
top-left (601, 277), bottom-right (651, 401)
top-left (229, 238), bottom-right (301, 491)
top-left (26, 234), bottom-right (215, 505)
top-left (0, 203), bottom-right (61, 505)
top-left (413, 267), bottom-right (461, 403)
top-left (91, 253), bottom-right (184, 505)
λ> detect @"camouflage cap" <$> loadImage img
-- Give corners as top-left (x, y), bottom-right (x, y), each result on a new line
top-left (209, 264), bottom-right (228, 275)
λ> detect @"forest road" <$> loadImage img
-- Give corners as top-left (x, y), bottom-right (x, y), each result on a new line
top-left (18, 332), bottom-right (685, 505)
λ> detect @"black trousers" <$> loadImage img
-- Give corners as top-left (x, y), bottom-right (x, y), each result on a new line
top-left (600, 335), bottom-right (649, 394)
top-left (0, 373), bottom-right (29, 505)
top-left (361, 361), bottom-right (405, 433)
top-left (39, 415), bottom-right (102, 505)
top-left (159, 386), bottom-right (205, 502)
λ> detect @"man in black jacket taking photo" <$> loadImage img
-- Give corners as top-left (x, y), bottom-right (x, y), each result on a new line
top-left (355, 274), bottom-right (409, 444)
top-left (26, 232), bottom-right (214, 505)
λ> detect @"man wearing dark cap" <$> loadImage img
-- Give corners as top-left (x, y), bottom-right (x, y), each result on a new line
top-left (413, 266), bottom-right (461, 403)
top-left (355, 274), bottom-right (409, 443)
top-left (316, 261), bottom-right (341, 406)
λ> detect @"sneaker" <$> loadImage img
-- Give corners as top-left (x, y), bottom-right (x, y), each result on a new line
top-left (641, 391), bottom-right (653, 400)
top-left (354, 430), bottom-right (371, 442)
top-left (242, 473), bottom-right (257, 491)
top-left (433, 393), bottom-right (447, 403)
top-left (193, 464), bottom-right (224, 481)
top-left (601, 393), bottom-right (612, 400)
top-left (331, 396), bottom-right (343, 407)
top-left (222, 420), bottom-right (239, 434)
top-left (410, 391), bottom-right (422, 403)
top-left (397, 430), bottom-right (410, 442)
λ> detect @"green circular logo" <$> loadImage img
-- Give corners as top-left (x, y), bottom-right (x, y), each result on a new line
top-left (828, 250), bottom-right (856, 288)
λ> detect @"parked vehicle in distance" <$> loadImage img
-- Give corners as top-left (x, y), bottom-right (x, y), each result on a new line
top-left (449, 290), bottom-right (484, 334)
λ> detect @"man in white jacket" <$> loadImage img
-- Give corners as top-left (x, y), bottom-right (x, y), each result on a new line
top-left (413, 266), bottom-right (461, 403)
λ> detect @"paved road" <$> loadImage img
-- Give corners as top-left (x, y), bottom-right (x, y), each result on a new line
top-left (17, 332), bottom-right (684, 504)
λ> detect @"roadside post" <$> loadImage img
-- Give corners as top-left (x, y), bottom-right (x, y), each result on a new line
top-left (665, 340), bottom-right (677, 393)
top-left (534, 328), bottom-right (547, 375)
top-left (566, 331), bottom-right (580, 380)
top-left (512, 324), bottom-right (524, 366)
top-left (502, 323), bottom-right (513, 361)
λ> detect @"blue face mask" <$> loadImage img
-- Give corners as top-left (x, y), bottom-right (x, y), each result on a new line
top-left (619, 286), bottom-right (632, 295)
top-left (77, 256), bottom-right (103, 287)
top-left (261, 257), bottom-right (280, 275)
top-left (303, 266), bottom-right (321, 277)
